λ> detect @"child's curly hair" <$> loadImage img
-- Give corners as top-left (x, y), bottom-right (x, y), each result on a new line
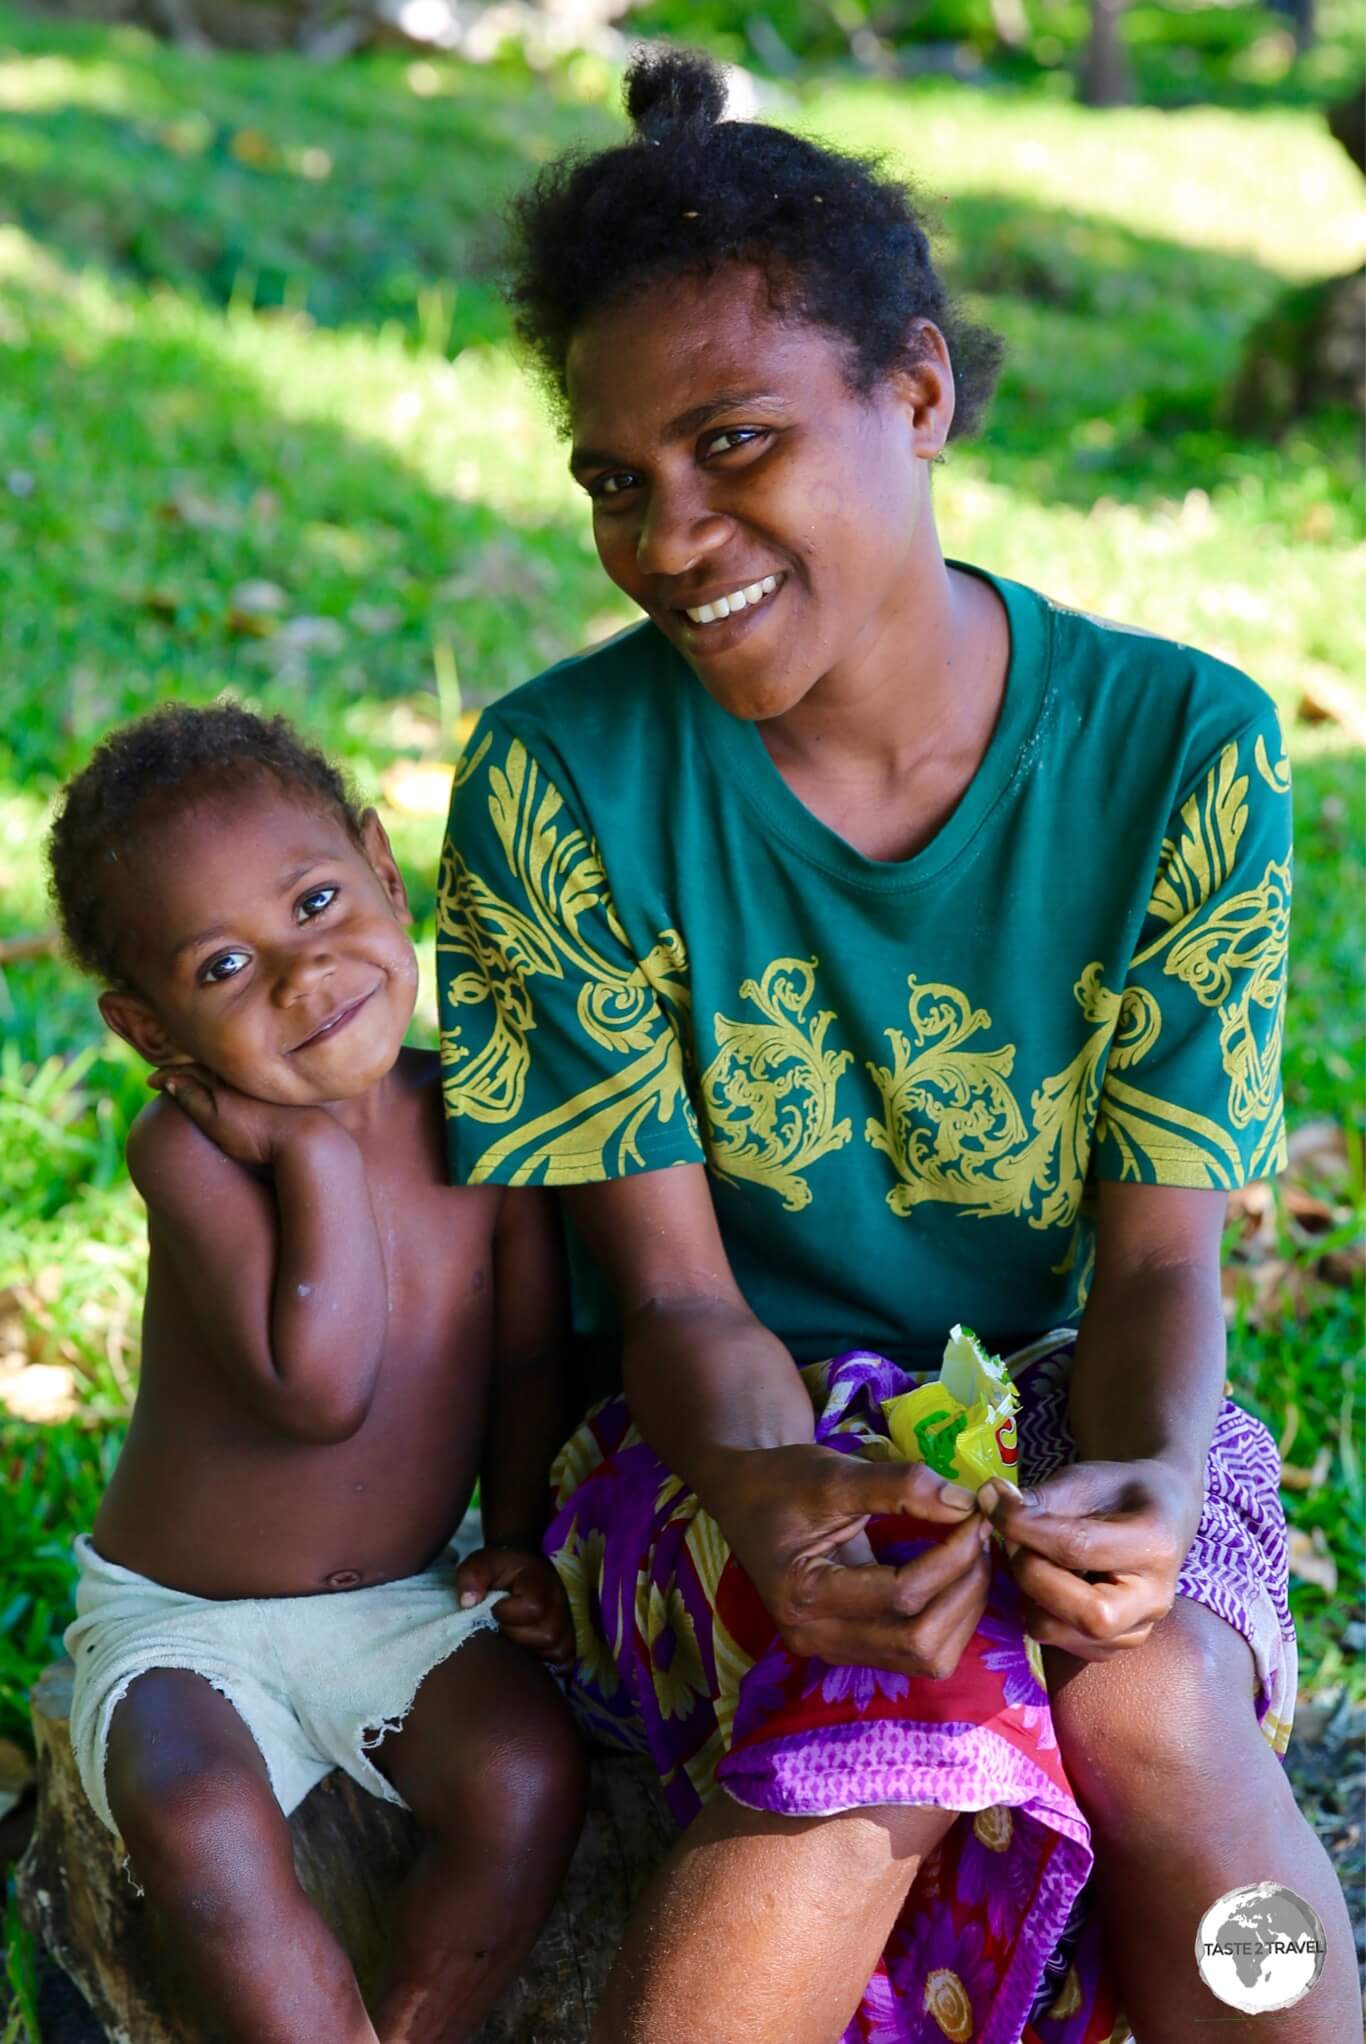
top-left (48, 701), bottom-right (366, 987)
top-left (505, 45), bottom-right (1003, 435)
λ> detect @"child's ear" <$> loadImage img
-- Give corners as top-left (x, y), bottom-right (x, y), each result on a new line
top-left (98, 991), bottom-right (191, 1070)
top-left (359, 809), bottom-right (412, 926)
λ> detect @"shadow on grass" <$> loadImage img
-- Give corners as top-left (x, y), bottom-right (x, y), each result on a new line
top-left (0, 7), bottom-right (1358, 518)
top-left (0, 257), bottom-right (610, 792)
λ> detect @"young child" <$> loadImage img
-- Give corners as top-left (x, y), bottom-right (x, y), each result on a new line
top-left (46, 703), bottom-right (587, 2044)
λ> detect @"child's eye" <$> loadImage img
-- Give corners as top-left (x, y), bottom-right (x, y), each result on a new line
top-left (296, 886), bottom-right (337, 921)
top-left (201, 950), bottom-right (249, 985)
top-left (590, 471), bottom-right (640, 501)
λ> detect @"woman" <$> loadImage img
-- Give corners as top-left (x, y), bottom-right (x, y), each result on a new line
top-left (440, 49), bottom-right (1353, 2044)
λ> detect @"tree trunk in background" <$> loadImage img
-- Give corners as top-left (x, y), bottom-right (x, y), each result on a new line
top-left (1079, 0), bottom-right (1133, 107)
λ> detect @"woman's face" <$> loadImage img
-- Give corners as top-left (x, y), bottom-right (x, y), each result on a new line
top-left (566, 264), bottom-right (954, 723)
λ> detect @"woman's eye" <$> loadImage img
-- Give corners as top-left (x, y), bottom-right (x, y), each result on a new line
top-left (201, 951), bottom-right (248, 985)
top-left (706, 428), bottom-right (765, 457)
top-left (296, 886), bottom-right (337, 921)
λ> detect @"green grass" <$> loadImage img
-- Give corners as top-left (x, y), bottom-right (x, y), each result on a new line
top-left (0, 2), bottom-right (1361, 1759)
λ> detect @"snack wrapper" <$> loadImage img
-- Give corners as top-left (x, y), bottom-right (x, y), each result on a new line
top-left (881, 1324), bottom-right (1020, 1490)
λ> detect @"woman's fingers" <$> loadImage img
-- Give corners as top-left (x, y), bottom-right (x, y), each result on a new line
top-left (1011, 1548), bottom-right (1168, 1642)
top-left (825, 1454), bottom-right (977, 1526)
top-left (777, 1515), bottom-right (992, 1668)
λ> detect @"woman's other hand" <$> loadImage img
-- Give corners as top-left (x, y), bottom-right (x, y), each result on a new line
top-left (457, 1544), bottom-right (577, 1668)
top-left (714, 1442), bottom-right (992, 1678)
top-left (977, 1458), bottom-right (1203, 1659)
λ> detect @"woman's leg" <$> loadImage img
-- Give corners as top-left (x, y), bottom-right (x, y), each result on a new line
top-left (1048, 1598), bottom-right (1357, 2042)
top-left (106, 1669), bottom-right (378, 2043)
top-left (369, 1630), bottom-right (588, 2044)
top-left (589, 1791), bottom-right (956, 2044)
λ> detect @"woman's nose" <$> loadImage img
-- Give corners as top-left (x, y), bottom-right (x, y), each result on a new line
top-left (635, 485), bottom-right (733, 580)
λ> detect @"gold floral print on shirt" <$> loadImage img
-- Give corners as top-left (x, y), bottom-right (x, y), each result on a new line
top-left (438, 737), bottom-right (699, 1183)
top-left (867, 962), bottom-right (1245, 1214)
top-left (700, 957), bottom-right (853, 1212)
top-left (866, 968), bottom-right (1124, 1223)
top-left (1126, 735), bottom-right (1290, 1164)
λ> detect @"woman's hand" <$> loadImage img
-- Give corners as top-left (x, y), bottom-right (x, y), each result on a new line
top-left (151, 1065), bottom-right (337, 1169)
top-left (457, 1544), bottom-right (577, 1668)
top-left (977, 1457), bottom-right (1203, 1660)
top-left (711, 1442), bottom-right (992, 1678)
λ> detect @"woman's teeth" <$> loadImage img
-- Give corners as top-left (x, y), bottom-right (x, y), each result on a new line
top-left (685, 574), bottom-right (779, 626)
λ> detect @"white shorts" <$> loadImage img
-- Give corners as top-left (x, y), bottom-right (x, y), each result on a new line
top-left (66, 1531), bottom-right (503, 1838)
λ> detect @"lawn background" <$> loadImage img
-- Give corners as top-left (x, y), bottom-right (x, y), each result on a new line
top-left (0, 1), bottom-right (1362, 2027)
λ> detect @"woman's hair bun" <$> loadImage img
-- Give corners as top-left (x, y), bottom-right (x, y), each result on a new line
top-left (624, 46), bottom-right (727, 141)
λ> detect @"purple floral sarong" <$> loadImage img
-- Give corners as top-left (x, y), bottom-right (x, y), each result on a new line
top-left (546, 1333), bottom-right (1296, 2043)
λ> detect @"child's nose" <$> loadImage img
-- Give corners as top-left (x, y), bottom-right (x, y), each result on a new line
top-left (272, 944), bottom-right (334, 1005)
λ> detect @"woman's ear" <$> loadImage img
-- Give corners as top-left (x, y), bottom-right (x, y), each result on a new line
top-left (98, 991), bottom-right (190, 1069)
top-left (359, 809), bottom-right (412, 926)
top-left (893, 320), bottom-right (956, 459)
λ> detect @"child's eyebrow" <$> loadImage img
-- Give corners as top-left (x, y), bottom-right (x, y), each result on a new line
top-left (169, 860), bottom-right (330, 962)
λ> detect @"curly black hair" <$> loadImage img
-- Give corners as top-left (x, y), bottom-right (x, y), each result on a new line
top-left (48, 701), bottom-right (366, 988)
top-left (505, 45), bottom-right (1003, 435)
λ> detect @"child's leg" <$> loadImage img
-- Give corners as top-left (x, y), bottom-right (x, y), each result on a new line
top-left (368, 1629), bottom-right (587, 2044)
top-left (105, 1669), bottom-right (378, 2044)
top-left (1048, 1599), bottom-right (1357, 2041)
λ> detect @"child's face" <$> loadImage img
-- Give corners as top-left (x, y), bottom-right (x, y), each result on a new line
top-left (99, 780), bottom-right (419, 1105)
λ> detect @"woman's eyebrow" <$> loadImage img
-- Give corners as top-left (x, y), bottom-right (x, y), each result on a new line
top-left (570, 389), bottom-right (782, 474)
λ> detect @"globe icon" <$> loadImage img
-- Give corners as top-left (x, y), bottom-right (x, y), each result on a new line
top-left (1195, 1882), bottom-right (1327, 2015)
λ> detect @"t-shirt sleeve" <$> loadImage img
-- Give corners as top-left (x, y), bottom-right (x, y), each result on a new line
top-left (436, 713), bottom-right (704, 1187)
top-left (1093, 708), bottom-right (1292, 1189)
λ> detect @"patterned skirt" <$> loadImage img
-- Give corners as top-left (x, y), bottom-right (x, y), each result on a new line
top-left (545, 1334), bottom-right (1296, 2044)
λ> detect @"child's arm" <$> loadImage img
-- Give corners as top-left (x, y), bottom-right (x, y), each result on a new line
top-left (457, 1189), bottom-right (575, 1663)
top-left (127, 1072), bottom-right (388, 1444)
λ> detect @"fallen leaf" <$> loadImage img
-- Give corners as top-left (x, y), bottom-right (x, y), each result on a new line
top-left (230, 579), bottom-right (287, 616)
top-left (0, 1362), bottom-right (77, 1423)
top-left (230, 128), bottom-right (276, 170)
top-left (1286, 1526), bottom-right (1338, 1596)
top-left (1279, 1445), bottom-right (1332, 1493)
top-left (1285, 1120), bottom-right (1349, 1180)
top-left (1281, 1185), bottom-right (1339, 1237)
top-left (1317, 1243), bottom-right (1365, 1288)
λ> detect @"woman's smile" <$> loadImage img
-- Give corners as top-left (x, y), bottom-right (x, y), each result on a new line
top-left (566, 264), bottom-right (945, 728)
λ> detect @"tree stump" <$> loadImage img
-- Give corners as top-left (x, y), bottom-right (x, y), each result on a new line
top-left (16, 1660), bottom-right (673, 2042)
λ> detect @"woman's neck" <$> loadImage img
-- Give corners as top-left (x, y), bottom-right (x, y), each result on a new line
top-left (759, 551), bottom-right (1002, 781)
top-left (755, 553), bottom-right (1011, 865)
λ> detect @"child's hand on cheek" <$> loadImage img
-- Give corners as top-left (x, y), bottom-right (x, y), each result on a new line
top-left (151, 1065), bottom-right (337, 1169)
top-left (457, 1545), bottom-right (577, 1669)
top-left (977, 1461), bottom-right (1202, 1661)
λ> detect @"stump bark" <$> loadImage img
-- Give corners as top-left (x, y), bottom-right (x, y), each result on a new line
top-left (16, 1660), bottom-right (672, 2042)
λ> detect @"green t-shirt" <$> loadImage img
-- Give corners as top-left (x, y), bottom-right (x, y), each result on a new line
top-left (438, 567), bottom-right (1290, 1366)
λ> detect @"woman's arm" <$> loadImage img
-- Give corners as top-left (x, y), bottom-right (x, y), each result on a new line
top-left (478, 1187), bottom-right (573, 1548)
top-left (130, 1078), bottom-right (388, 1443)
top-left (980, 1179), bottom-right (1227, 1657)
top-left (565, 1165), bottom-right (992, 1677)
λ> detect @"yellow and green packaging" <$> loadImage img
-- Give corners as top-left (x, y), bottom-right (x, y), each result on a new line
top-left (881, 1324), bottom-right (1021, 1490)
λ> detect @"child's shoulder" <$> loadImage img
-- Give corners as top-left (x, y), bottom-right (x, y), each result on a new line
top-left (125, 1092), bottom-right (240, 1206)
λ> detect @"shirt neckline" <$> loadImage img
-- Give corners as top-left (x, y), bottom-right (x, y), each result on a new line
top-left (685, 563), bottom-right (1053, 894)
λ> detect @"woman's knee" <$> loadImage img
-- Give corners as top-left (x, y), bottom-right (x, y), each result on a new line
top-left (1048, 1601), bottom-right (1264, 1834)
